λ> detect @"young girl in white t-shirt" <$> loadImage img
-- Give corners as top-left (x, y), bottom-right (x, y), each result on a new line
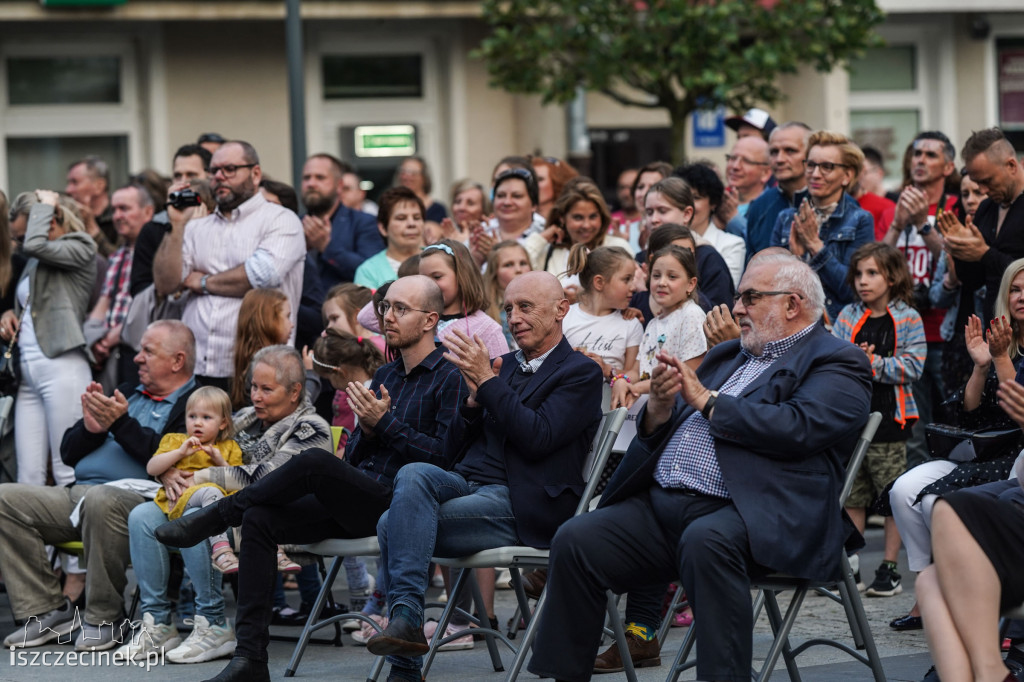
top-left (632, 245), bottom-right (707, 398)
top-left (562, 244), bottom-right (642, 408)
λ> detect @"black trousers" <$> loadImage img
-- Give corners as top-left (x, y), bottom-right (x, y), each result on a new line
top-left (222, 448), bottom-right (392, 662)
top-left (528, 485), bottom-right (758, 682)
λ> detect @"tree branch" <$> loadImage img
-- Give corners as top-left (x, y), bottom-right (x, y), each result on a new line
top-left (600, 86), bottom-right (661, 109)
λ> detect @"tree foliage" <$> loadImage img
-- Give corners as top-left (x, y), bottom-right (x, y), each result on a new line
top-left (476, 0), bottom-right (886, 162)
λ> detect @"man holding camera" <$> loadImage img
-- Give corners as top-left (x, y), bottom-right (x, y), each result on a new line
top-left (153, 140), bottom-right (306, 389)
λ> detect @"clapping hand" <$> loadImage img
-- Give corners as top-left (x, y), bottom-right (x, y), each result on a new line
top-left (704, 304), bottom-right (741, 347)
top-left (347, 382), bottom-right (391, 429)
top-left (965, 315), bottom-right (993, 368)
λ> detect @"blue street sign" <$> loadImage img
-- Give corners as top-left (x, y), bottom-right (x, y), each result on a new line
top-left (693, 107), bottom-right (726, 147)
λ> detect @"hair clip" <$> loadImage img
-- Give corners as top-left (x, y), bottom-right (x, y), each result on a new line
top-left (357, 336), bottom-right (363, 344)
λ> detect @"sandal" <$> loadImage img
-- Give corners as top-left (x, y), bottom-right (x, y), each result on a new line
top-left (277, 549), bottom-right (301, 573)
top-left (211, 546), bottom-right (239, 574)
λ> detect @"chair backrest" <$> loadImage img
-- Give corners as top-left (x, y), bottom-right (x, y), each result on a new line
top-left (838, 412), bottom-right (882, 508)
top-left (574, 407), bottom-right (628, 517)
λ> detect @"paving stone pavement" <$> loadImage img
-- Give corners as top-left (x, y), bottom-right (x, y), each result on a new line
top-left (0, 526), bottom-right (942, 680)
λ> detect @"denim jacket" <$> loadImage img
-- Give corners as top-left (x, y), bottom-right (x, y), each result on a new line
top-left (771, 192), bottom-right (875, 322)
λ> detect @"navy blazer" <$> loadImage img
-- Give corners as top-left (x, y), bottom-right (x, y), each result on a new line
top-left (451, 337), bottom-right (604, 548)
top-left (601, 324), bottom-right (871, 582)
top-left (313, 205), bottom-right (382, 290)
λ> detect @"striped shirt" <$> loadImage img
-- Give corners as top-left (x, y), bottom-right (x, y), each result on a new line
top-left (180, 192), bottom-right (306, 377)
top-left (345, 346), bottom-right (469, 486)
top-left (654, 323), bottom-right (816, 497)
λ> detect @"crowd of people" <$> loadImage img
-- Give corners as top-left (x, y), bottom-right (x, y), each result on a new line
top-left (0, 111), bottom-right (1023, 682)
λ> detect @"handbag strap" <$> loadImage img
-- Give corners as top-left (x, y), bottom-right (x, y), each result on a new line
top-left (8, 292), bottom-right (31, 351)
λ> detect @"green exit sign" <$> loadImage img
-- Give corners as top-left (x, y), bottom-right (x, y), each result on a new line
top-left (354, 125), bottom-right (417, 158)
top-left (42, 0), bottom-right (127, 6)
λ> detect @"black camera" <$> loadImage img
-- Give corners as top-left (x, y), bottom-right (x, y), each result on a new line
top-left (167, 188), bottom-right (201, 210)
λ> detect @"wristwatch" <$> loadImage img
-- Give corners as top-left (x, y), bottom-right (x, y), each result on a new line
top-left (917, 221), bottom-right (932, 236)
top-left (200, 274), bottom-right (210, 295)
top-left (701, 390), bottom-right (719, 419)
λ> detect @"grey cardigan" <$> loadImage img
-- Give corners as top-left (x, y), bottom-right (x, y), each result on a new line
top-left (16, 203), bottom-right (97, 358)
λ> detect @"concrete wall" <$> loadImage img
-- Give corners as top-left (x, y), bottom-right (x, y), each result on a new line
top-left (163, 22), bottom-right (292, 180)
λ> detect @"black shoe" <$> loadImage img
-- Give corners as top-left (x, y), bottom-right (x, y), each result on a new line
top-left (865, 562), bottom-right (902, 597)
top-left (201, 656), bottom-right (270, 682)
top-left (889, 614), bottom-right (923, 631)
top-left (366, 617), bottom-right (429, 657)
top-left (1006, 645), bottom-right (1024, 681)
top-left (156, 503), bottom-right (229, 548)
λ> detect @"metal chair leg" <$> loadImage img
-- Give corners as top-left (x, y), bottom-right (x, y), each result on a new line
top-left (285, 556), bottom-right (343, 677)
top-left (606, 591), bottom-right (638, 682)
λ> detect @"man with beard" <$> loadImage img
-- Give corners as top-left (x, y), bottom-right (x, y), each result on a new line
top-left (153, 140), bottom-right (305, 389)
top-left (527, 254), bottom-right (872, 682)
top-left (154, 276), bottom-right (467, 682)
top-left (300, 154), bottom-right (381, 291)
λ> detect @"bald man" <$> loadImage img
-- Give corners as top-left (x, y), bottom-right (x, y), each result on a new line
top-left (363, 271), bottom-right (605, 682)
top-left (945, 128), bottom-right (1024, 323)
top-left (157, 275), bottom-right (468, 682)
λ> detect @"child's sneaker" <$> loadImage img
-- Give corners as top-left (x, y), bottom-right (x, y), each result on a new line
top-left (212, 546), bottom-right (239, 574)
top-left (277, 549), bottom-right (301, 573)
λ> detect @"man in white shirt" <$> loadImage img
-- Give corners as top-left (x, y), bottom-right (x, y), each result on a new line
top-left (153, 140), bottom-right (306, 388)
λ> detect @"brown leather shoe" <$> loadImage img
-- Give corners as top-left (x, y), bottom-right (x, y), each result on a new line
top-left (522, 569), bottom-right (548, 599)
top-left (593, 632), bottom-right (661, 673)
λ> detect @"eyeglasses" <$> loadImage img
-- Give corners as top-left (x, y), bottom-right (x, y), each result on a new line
top-left (209, 164), bottom-right (256, 178)
top-left (805, 161), bottom-right (850, 174)
top-left (733, 289), bottom-right (804, 306)
top-left (725, 154), bottom-right (770, 167)
top-left (377, 301), bottom-right (430, 318)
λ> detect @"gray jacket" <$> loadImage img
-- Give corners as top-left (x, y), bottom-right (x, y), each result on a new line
top-left (16, 203), bottom-right (97, 358)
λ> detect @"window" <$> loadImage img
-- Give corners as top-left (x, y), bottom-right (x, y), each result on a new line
top-left (7, 56), bottom-right (121, 105)
top-left (0, 39), bottom-right (142, 198)
top-left (322, 55), bottom-right (423, 99)
top-left (998, 38), bottom-right (1024, 150)
top-left (6, 135), bottom-right (128, 199)
top-left (849, 47), bottom-right (916, 92)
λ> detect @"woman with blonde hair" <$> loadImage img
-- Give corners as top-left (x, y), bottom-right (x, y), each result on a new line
top-left (770, 130), bottom-right (874, 321)
top-left (0, 189), bottom-right (96, 486)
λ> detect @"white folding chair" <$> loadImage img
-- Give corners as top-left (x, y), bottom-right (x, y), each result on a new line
top-left (666, 411), bottom-right (885, 682)
top-left (421, 407), bottom-right (629, 681)
top-left (284, 536), bottom-right (385, 681)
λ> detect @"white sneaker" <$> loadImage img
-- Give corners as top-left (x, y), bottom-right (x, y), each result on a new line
top-left (113, 613), bottom-right (181, 662)
top-left (495, 568), bottom-right (513, 589)
top-left (165, 615), bottom-right (235, 664)
top-left (423, 620), bottom-right (474, 651)
top-left (350, 614), bottom-right (387, 645)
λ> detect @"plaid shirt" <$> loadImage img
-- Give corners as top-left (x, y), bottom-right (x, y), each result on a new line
top-left (345, 346), bottom-right (468, 486)
top-left (654, 323), bottom-right (817, 497)
top-left (100, 245), bottom-right (134, 329)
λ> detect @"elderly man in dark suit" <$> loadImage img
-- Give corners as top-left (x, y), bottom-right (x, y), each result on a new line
top-left (528, 254), bottom-right (872, 682)
top-left (366, 271), bottom-right (605, 682)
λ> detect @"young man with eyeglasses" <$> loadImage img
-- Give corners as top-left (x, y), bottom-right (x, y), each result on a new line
top-left (528, 255), bottom-right (872, 682)
top-left (152, 140), bottom-right (306, 390)
top-left (156, 275), bottom-right (467, 682)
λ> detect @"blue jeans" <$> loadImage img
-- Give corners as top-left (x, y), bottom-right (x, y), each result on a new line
top-left (128, 501), bottom-right (224, 625)
top-left (377, 463), bottom-right (518, 670)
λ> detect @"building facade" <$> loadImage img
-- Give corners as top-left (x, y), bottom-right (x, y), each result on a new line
top-left (0, 0), bottom-right (1021, 200)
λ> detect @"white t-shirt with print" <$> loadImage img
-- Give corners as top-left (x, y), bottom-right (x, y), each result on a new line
top-left (638, 300), bottom-right (707, 378)
top-left (562, 304), bottom-right (643, 372)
